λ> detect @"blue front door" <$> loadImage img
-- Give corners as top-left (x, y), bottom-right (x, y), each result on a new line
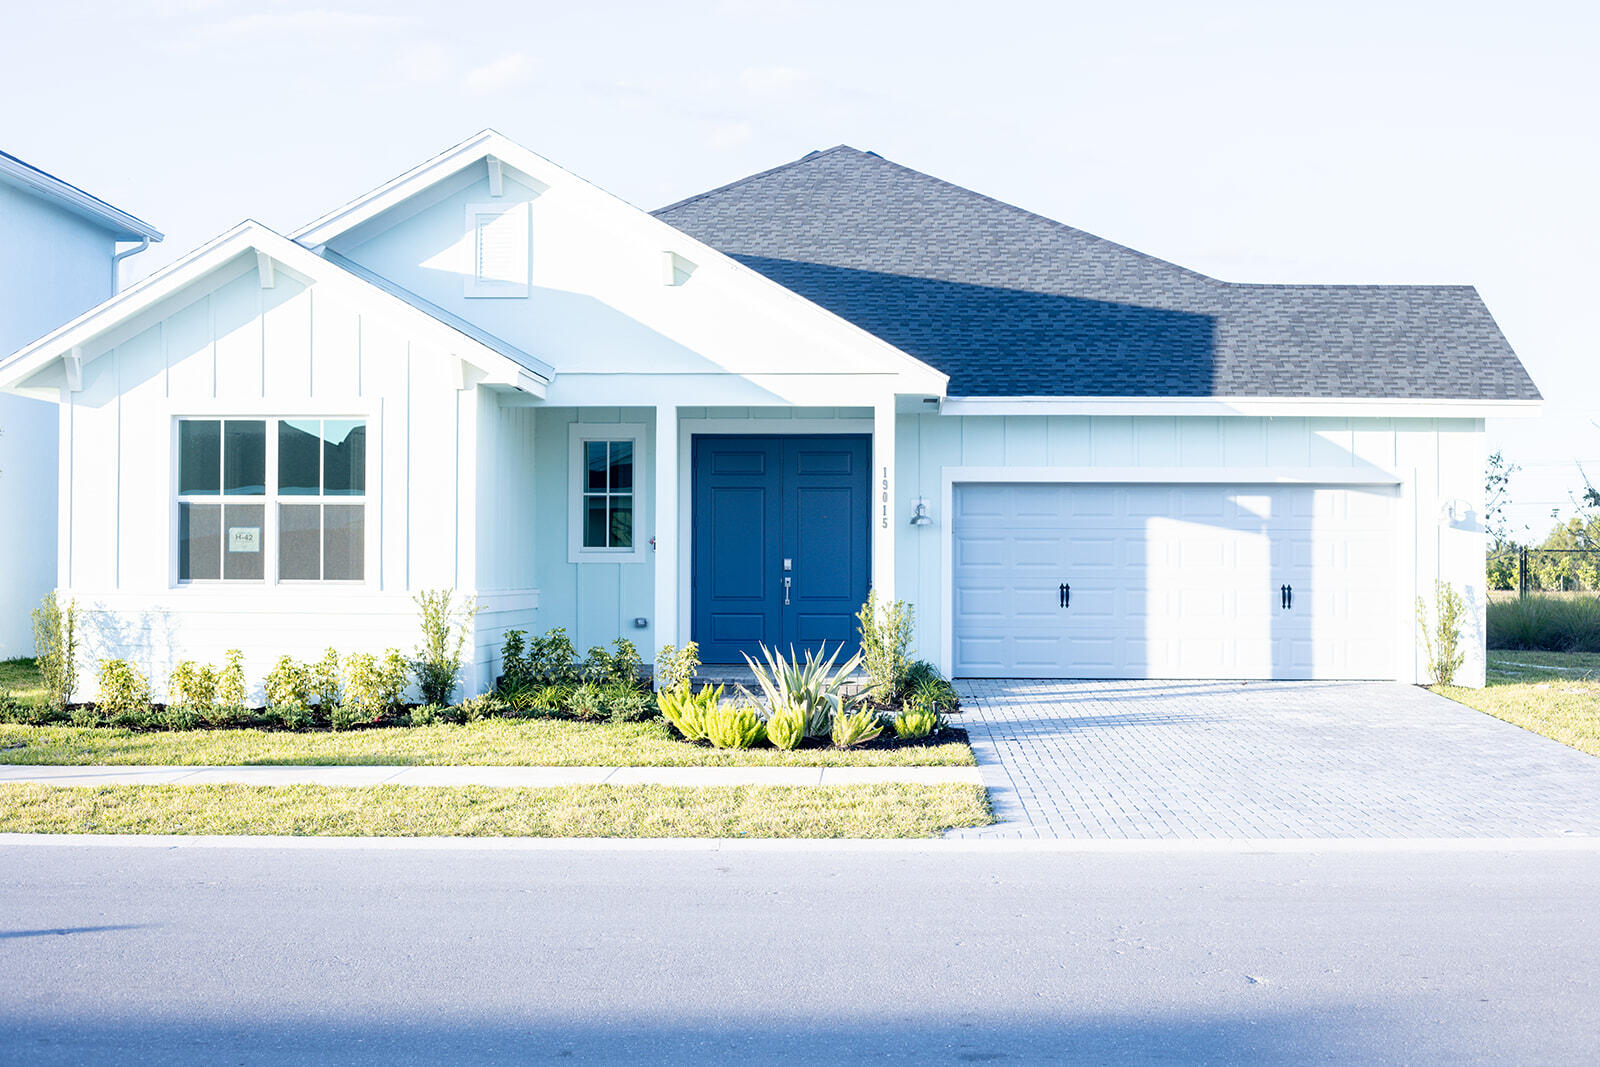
top-left (691, 435), bottom-right (871, 663)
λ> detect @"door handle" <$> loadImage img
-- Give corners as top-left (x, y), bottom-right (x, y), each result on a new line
top-left (1059, 582), bottom-right (1070, 609)
top-left (783, 576), bottom-right (791, 606)
top-left (1281, 584), bottom-right (1293, 610)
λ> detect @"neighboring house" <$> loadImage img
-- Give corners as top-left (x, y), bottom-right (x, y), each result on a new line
top-left (0, 151), bottom-right (161, 658)
top-left (0, 131), bottom-right (1536, 698)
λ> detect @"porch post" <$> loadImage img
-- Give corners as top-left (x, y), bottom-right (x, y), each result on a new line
top-left (653, 404), bottom-right (679, 662)
top-left (872, 396), bottom-right (896, 602)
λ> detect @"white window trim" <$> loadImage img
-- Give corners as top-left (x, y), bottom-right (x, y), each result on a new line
top-left (568, 422), bottom-right (647, 564)
top-left (171, 414), bottom-right (377, 589)
top-left (464, 201), bottom-right (530, 299)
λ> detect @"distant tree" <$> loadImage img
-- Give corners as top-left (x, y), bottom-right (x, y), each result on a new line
top-left (1484, 450), bottom-right (1520, 548)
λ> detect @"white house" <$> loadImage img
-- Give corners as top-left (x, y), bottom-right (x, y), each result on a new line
top-left (0, 131), bottom-right (1537, 698)
top-left (0, 151), bottom-right (161, 658)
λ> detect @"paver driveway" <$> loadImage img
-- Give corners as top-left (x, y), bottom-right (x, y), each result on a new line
top-left (949, 679), bottom-right (1600, 839)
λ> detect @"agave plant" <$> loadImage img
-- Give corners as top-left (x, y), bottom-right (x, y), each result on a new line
top-left (742, 642), bottom-right (862, 738)
top-left (831, 705), bottom-right (884, 748)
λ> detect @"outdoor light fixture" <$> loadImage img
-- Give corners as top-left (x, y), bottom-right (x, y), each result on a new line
top-left (909, 499), bottom-right (934, 527)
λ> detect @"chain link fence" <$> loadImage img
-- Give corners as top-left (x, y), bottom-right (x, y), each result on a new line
top-left (1489, 547), bottom-right (1600, 596)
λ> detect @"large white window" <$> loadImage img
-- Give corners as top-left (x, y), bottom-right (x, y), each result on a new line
top-left (176, 417), bottom-right (367, 583)
top-left (568, 423), bottom-right (646, 563)
top-left (464, 201), bottom-right (530, 298)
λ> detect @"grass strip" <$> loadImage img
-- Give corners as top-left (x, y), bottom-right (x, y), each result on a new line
top-left (0, 782), bottom-right (992, 839)
top-left (1435, 652), bottom-right (1600, 758)
top-left (0, 719), bottom-right (973, 768)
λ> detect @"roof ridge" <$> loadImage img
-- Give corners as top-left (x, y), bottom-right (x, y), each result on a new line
top-left (651, 145), bottom-right (862, 216)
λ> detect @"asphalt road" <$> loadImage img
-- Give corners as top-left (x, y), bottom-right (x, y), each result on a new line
top-left (3, 841), bottom-right (1599, 1064)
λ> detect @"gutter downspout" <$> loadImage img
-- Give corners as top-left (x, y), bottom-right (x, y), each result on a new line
top-left (110, 236), bottom-right (151, 294)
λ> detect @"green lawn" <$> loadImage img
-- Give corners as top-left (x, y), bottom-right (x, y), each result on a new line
top-left (0, 657), bottom-right (45, 705)
top-left (0, 718), bottom-right (973, 767)
top-left (1436, 651), bottom-right (1600, 758)
top-left (0, 782), bottom-right (992, 838)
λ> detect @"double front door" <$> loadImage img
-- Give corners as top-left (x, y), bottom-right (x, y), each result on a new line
top-left (691, 435), bottom-right (870, 663)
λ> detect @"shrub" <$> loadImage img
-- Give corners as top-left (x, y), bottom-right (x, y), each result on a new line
top-left (1417, 581), bottom-right (1467, 685)
top-left (217, 649), bottom-right (247, 708)
top-left (409, 703), bottom-right (445, 727)
top-left (832, 706), bottom-right (884, 749)
top-left (459, 693), bottom-right (507, 722)
top-left (96, 658), bottom-right (151, 720)
top-left (1488, 594), bottom-right (1600, 653)
top-left (607, 637), bottom-right (643, 688)
top-left (314, 648), bottom-right (342, 709)
top-left (857, 590), bottom-right (914, 703)
top-left (504, 627), bottom-right (579, 688)
top-left (329, 702), bottom-right (366, 732)
top-left (264, 656), bottom-right (314, 715)
top-left (169, 660), bottom-right (219, 708)
top-left (414, 589), bottom-right (478, 705)
top-left (604, 683), bottom-right (653, 722)
top-left (704, 702), bottom-right (766, 749)
top-left (654, 641), bottom-right (700, 692)
top-left (70, 705), bottom-right (102, 728)
top-left (269, 704), bottom-right (314, 731)
top-left (379, 649), bottom-right (411, 709)
top-left (343, 653), bottom-right (389, 723)
top-left (743, 642), bottom-right (860, 738)
top-left (204, 703), bottom-right (256, 729)
top-left (908, 676), bottom-right (958, 712)
top-left (892, 705), bottom-right (942, 741)
top-left (765, 700), bottom-right (807, 750)
top-left (658, 682), bottom-right (722, 742)
top-left (32, 591), bottom-right (78, 712)
top-left (0, 695), bottom-right (63, 726)
top-left (568, 682), bottom-right (605, 721)
top-left (499, 629), bottom-right (529, 689)
top-left (152, 703), bottom-right (202, 731)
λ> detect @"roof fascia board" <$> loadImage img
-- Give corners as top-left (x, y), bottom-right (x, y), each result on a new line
top-left (292, 132), bottom-right (502, 247)
top-left (939, 396), bottom-right (1543, 419)
top-left (0, 221), bottom-right (548, 394)
top-left (0, 155), bottom-right (163, 241)
top-left (292, 131), bottom-right (949, 393)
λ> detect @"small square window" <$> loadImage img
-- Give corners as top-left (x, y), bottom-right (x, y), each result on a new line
top-left (569, 425), bottom-right (645, 563)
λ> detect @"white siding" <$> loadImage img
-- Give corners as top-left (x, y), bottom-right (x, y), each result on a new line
top-left (60, 269), bottom-right (501, 702)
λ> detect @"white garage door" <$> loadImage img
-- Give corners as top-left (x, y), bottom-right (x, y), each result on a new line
top-left (951, 483), bottom-right (1397, 680)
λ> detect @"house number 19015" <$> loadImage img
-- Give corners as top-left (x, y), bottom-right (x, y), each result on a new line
top-left (880, 467), bottom-right (889, 529)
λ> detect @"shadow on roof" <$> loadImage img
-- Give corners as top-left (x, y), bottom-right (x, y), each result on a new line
top-left (733, 254), bottom-right (1218, 397)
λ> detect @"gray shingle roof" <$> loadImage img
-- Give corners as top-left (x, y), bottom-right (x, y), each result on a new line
top-left (654, 147), bottom-right (1539, 401)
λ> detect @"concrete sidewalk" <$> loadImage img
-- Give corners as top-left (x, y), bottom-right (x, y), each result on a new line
top-left (0, 764), bottom-right (983, 788)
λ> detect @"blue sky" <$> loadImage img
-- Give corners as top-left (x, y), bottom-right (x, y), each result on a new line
top-left (5, 0), bottom-right (1595, 537)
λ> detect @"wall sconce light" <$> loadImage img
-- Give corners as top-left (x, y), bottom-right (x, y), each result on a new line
top-left (909, 498), bottom-right (934, 527)
top-left (1439, 498), bottom-right (1471, 524)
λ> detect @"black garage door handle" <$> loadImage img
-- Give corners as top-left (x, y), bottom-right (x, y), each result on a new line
top-left (1059, 582), bottom-right (1070, 609)
top-left (1281, 584), bottom-right (1293, 610)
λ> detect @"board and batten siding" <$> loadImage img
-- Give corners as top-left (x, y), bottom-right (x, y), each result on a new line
top-left (894, 413), bottom-right (1487, 687)
top-left (60, 264), bottom-right (530, 702)
top-left (529, 407), bottom-right (656, 662)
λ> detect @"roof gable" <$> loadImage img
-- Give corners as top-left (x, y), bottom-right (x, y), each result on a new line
top-left (289, 131), bottom-right (947, 392)
top-left (0, 150), bottom-right (163, 242)
top-left (0, 221), bottom-right (550, 396)
top-left (655, 147), bottom-right (1540, 402)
